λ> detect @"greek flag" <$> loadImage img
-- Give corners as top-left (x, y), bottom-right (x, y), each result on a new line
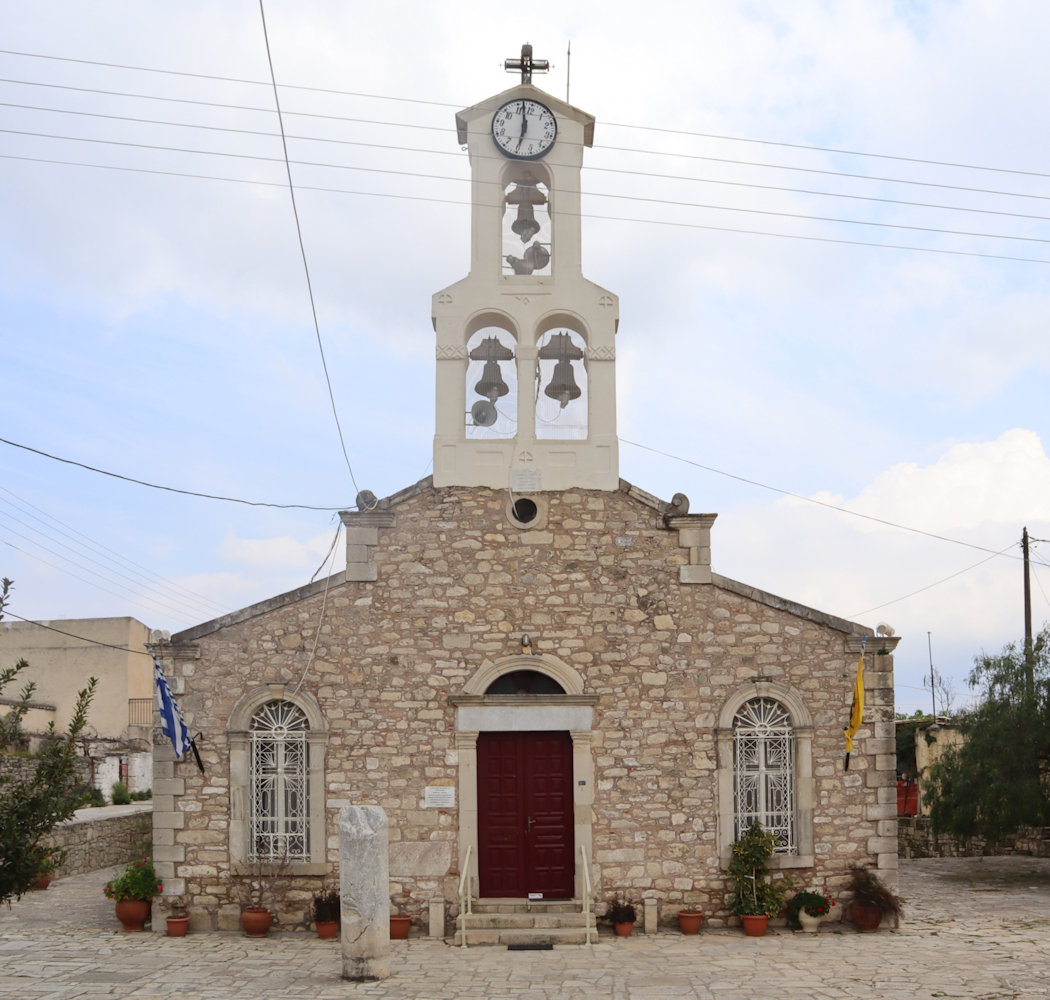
top-left (150, 647), bottom-right (193, 760)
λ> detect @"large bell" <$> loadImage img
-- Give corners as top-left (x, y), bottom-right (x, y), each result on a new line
top-left (538, 331), bottom-right (585, 408)
top-left (511, 203), bottom-right (540, 243)
top-left (474, 359), bottom-right (509, 401)
top-left (469, 335), bottom-right (514, 401)
top-left (544, 358), bottom-right (581, 407)
top-left (505, 182), bottom-right (547, 244)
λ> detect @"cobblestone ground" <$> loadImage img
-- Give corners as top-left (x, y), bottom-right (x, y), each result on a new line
top-left (2, 857), bottom-right (1049, 998)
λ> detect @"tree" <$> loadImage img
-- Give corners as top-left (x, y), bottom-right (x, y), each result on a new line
top-left (0, 578), bottom-right (96, 903)
top-left (925, 626), bottom-right (1050, 844)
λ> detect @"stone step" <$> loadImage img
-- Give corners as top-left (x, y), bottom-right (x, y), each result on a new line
top-left (453, 925), bottom-right (598, 947)
top-left (470, 898), bottom-right (580, 914)
top-left (457, 911), bottom-right (596, 930)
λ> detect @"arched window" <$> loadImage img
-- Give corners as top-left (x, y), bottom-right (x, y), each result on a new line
top-left (249, 700), bottom-right (309, 861)
top-left (228, 686), bottom-right (326, 873)
top-left (733, 697), bottom-right (795, 852)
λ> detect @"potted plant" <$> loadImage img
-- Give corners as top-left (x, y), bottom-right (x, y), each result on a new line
top-left (846, 865), bottom-right (903, 931)
top-left (235, 853), bottom-right (292, 937)
top-left (32, 849), bottom-right (66, 890)
top-left (165, 895), bottom-right (190, 937)
top-left (103, 857), bottom-right (162, 931)
top-left (725, 822), bottom-right (793, 936)
top-left (787, 890), bottom-right (832, 932)
top-left (677, 906), bottom-right (703, 934)
top-left (606, 896), bottom-right (637, 937)
top-left (313, 888), bottom-right (340, 939)
top-left (390, 911), bottom-right (412, 939)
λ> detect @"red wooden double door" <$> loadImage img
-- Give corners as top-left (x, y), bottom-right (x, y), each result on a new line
top-left (477, 731), bottom-right (575, 898)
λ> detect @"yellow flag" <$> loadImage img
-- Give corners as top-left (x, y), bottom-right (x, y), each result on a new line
top-left (844, 649), bottom-right (865, 755)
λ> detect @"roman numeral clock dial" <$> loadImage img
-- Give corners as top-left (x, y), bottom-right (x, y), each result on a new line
top-left (491, 99), bottom-right (557, 160)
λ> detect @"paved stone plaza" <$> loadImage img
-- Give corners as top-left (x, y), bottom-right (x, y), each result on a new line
top-left (2, 857), bottom-right (1049, 999)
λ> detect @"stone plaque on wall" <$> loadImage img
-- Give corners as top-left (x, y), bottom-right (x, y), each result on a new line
top-left (424, 785), bottom-right (455, 809)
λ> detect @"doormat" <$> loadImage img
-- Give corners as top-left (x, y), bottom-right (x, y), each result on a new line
top-left (507, 942), bottom-right (553, 950)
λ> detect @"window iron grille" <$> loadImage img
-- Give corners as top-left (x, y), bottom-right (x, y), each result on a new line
top-left (733, 697), bottom-right (796, 852)
top-left (249, 700), bottom-right (309, 861)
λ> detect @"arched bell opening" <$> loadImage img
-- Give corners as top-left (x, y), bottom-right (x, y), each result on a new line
top-left (501, 163), bottom-right (552, 276)
top-left (535, 325), bottom-right (588, 440)
top-left (465, 324), bottom-right (518, 438)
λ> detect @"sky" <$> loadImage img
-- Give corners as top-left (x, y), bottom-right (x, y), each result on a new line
top-left (2, 0), bottom-right (1049, 716)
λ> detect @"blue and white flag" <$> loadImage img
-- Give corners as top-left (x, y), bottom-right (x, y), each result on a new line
top-left (149, 646), bottom-right (193, 761)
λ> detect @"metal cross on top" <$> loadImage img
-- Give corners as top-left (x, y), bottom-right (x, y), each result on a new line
top-left (505, 43), bottom-right (549, 84)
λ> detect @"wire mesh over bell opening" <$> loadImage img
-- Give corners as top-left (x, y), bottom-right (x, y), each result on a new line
top-left (538, 331), bottom-right (584, 408)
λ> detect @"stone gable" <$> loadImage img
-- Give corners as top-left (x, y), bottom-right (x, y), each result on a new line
top-left (155, 481), bottom-right (895, 930)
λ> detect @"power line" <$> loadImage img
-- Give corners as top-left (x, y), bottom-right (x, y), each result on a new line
top-left (6, 75), bottom-right (1050, 205)
top-left (1, 609), bottom-right (154, 655)
top-left (619, 437), bottom-right (1027, 559)
top-left (0, 436), bottom-right (349, 510)
top-left (257, 0), bottom-right (359, 494)
top-left (5, 47), bottom-right (1049, 182)
top-left (848, 546), bottom-right (1015, 618)
top-left (9, 99), bottom-right (1050, 225)
top-left (9, 126), bottom-right (1049, 247)
top-left (0, 487), bottom-right (229, 619)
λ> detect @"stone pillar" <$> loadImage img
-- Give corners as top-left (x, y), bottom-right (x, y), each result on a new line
top-left (340, 805), bottom-right (391, 981)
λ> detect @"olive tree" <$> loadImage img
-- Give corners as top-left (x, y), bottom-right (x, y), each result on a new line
top-left (0, 578), bottom-right (96, 903)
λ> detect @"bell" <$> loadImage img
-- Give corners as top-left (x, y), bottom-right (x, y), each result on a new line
top-left (504, 182), bottom-right (547, 245)
top-left (469, 335), bottom-right (514, 400)
top-left (524, 243), bottom-right (550, 270)
top-left (544, 358), bottom-right (581, 407)
top-left (474, 359), bottom-right (509, 401)
top-left (511, 203), bottom-right (540, 243)
top-left (539, 331), bottom-right (584, 408)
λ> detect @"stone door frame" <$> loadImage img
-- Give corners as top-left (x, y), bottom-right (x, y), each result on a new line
top-left (450, 653), bottom-right (596, 901)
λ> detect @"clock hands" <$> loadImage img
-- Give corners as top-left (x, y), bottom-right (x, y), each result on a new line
top-left (517, 100), bottom-right (528, 150)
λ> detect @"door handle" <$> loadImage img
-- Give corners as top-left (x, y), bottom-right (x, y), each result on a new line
top-left (526, 816), bottom-right (534, 834)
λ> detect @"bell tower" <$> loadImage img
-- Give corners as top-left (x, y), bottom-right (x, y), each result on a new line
top-left (432, 45), bottom-right (619, 492)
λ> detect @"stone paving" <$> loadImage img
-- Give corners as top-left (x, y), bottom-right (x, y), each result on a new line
top-left (2, 857), bottom-right (1050, 998)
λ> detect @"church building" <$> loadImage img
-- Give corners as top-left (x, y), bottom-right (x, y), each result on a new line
top-left (152, 47), bottom-right (899, 937)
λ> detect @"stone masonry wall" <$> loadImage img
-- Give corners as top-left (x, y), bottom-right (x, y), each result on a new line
top-left (47, 804), bottom-right (153, 877)
top-left (156, 483), bottom-right (895, 929)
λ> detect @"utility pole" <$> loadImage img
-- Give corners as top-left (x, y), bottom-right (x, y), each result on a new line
top-left (1023, 526), bottom-right (1033, 700)
top-left (928, 631), bottom-right (936, 719)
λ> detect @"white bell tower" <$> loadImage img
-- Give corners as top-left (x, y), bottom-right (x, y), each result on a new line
top-left (432, 45), bottom-right (619, 492)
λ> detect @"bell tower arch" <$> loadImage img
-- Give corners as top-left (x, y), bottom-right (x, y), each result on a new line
top-left (432, 45), bottom-right (619, 492)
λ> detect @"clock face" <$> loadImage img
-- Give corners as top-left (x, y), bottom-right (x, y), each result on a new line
top-left (491, 99), bottom-right (557, 160)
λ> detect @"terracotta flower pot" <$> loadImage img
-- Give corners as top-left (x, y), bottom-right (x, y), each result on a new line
top-left (741, 914), bottom-right (768, 937)
top-left (315, 920), bottom-right (339, 939)
top-left (613, 921), bottom-right (634, 937)
top-left (114, 899), bottom-right (151, 932)
top-left (166, 915), bottom-right (190, 937)
top-left (851, 903), bottom-right (882, 932)
top-left (32, 874), bottom-right (52, 891)
top-left (678, 910), bottom-right (703, 934)
top-left (241, 907), bottom-right (273, 937)
top-left (390, 914), bottom-right (411, 939)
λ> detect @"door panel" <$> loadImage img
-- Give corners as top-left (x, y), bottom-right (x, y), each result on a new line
top-left (477, 731), bottom-right (574, 897)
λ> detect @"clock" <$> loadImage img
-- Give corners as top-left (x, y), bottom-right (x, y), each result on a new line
top-left (491, 98), bottom-right (557, 160)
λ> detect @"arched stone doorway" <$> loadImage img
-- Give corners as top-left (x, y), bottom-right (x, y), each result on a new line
top-left (451, 653), bottom-right (596, 899)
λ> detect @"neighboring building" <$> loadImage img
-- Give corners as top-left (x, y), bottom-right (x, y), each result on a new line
top-left (152, 47), bottom-right (899, 935)
top-left (0, 616), bottom-right (154, 796)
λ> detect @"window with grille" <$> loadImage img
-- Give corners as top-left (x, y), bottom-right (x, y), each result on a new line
top-left (732, 697), bottom-right (796, 852)
top-left (249, 700), bottom-right (309, 861)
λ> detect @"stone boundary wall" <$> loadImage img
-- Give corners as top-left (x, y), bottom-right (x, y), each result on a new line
top-left (47, 803), bottom-right (153, 877)
top-left (899, 817), bottom-right (1050, 859)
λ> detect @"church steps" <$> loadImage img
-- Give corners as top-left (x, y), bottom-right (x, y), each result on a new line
top-left (455, 901), bottom-right (598, 945)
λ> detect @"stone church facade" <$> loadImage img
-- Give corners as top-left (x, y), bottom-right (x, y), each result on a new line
top-left (151, 47), bottom-right (898, 934)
